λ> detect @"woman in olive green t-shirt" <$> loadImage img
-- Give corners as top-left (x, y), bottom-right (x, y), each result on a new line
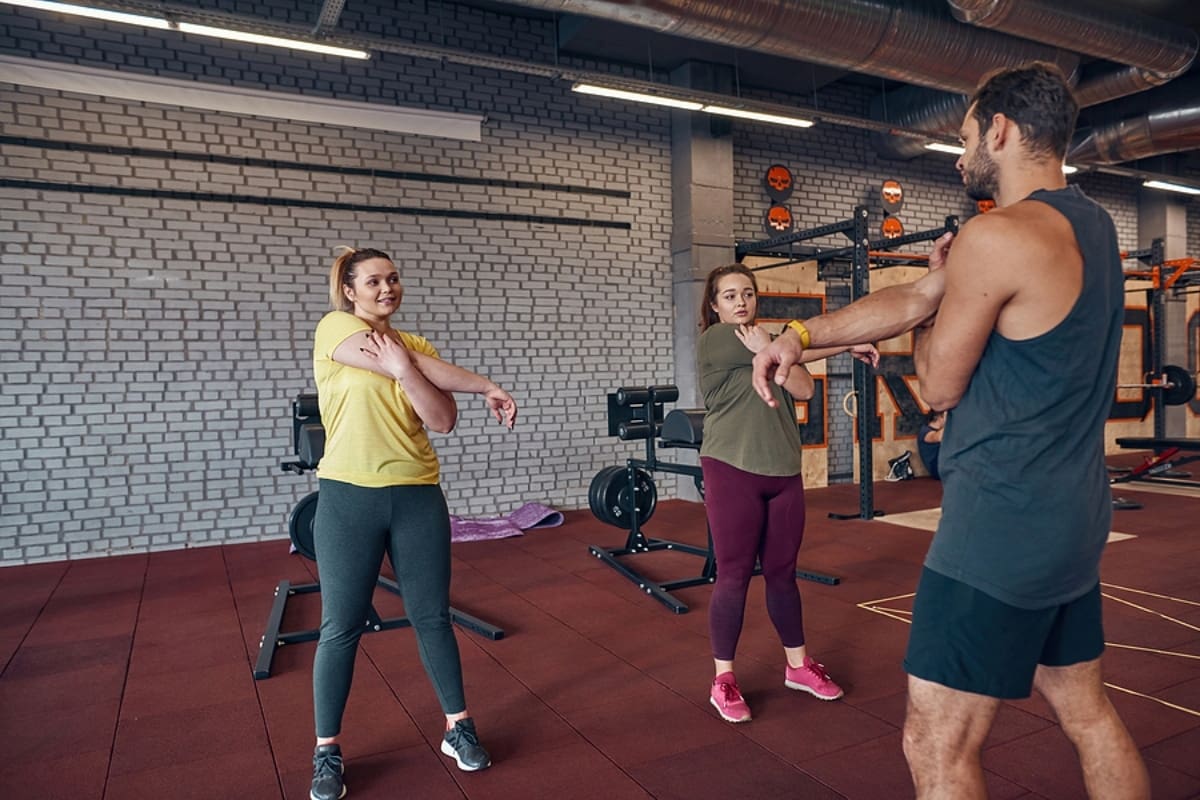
top-left (698, 263), bottom-right (877, 725)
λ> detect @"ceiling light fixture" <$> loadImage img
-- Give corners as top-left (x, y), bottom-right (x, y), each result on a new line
top-left (571, 83), bottom-right (702, 111)
top-left (2, 0), bottom-right (167, 26)
top-left (2, 0), bottom-right (371, 59)
top-left (1061, 164), bottom-right (1078, 174)
top-left (702, 105), bottom-right (813, 128)
top-left (1142, 179), bottom-right (1200, 196)
top-left (572, 84), bottom-right (813, 128)
top-left (924, 142), bottom-right (965, 155)
top-left (176, 23), bottom-right (370, 59)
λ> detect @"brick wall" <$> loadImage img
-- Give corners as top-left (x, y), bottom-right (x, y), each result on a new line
top-left (1, 1), bottom-right (1197, 563)
top-left (0, 3), bottom-right (674, 563)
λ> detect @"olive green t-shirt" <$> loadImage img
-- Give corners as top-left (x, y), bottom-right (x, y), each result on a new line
top-left (313, 311), bottom-right (441, 487)
top-left (698, 323), bottom-right (803, 476)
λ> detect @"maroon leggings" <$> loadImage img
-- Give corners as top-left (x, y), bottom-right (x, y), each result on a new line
top-left (701, 457), bottom-right (807, 661)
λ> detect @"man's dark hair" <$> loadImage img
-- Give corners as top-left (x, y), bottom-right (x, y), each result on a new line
top-left (970, 62), bottom-right (1078, 161)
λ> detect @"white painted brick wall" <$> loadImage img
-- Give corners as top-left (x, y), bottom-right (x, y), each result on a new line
top-left (1, 1), bottom-right (1196, 563)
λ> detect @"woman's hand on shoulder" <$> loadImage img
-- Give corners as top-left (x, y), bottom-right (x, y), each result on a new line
top-left (360, 330), bottom-right (415, 381)
top-left (734, 324), bottom-right (773, 354)
top-left (483, 384), bottom-right (518, 430)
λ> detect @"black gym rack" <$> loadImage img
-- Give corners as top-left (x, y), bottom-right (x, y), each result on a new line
top-left (587, 385), bottom-right (839, 615)
top-left (735, 207), bottom-right (959, 520)
top-left (252, 393), bottom-right (503, 681)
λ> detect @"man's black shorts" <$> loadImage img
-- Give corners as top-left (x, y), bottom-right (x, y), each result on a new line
top-left (903, 567), bottom-right (1105, 699)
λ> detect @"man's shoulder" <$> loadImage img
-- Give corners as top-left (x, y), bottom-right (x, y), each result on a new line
top-left (957, 202), bottom-right (1070, 270)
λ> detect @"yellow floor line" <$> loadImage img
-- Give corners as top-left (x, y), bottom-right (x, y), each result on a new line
top-left (1105, 683), bottom-right (1200, 718)
top-left (1106, 642), bottom-right (1200, 660)
top-left (1102, 582), bottom-right (1200, 608)
top-left (1102, 593), bottom-right (1200, 633)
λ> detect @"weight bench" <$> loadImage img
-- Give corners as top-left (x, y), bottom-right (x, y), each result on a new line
top-left (253, 393), bottom-right (503, 681)
top-left (587, 385), bottom-right (839, 615)
top-left (1112, 437), bottom-right (1200, 488)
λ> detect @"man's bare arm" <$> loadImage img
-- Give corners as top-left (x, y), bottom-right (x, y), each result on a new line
top-left (805, 269), bottom-right (946, 348)
top-left (751, 232), bottom-right (953, 406)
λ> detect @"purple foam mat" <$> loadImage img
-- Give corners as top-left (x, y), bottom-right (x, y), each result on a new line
top-left (450, 502), bottom-right (563, 543)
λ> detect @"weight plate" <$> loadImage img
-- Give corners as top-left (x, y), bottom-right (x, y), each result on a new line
top-left (1162, 364), bottom-right (1197, 406)
top-left (288, 491), bottom-right (320, 561)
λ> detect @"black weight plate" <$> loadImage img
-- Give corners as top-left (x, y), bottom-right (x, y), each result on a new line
top-left (288, 491), bottom-right (320, 561)
top-left (589, 466), bottom-right (624, 526)
top-left (605, 467), bottom-right (657, 527)
top-left (1162, 365), bottom-right (1197, 406)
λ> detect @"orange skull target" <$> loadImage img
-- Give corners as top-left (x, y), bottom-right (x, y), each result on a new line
top-left (881, 216), bottom-right (904, 239)
top-left (764, 204), bottom-right (794, 233)
top-left (881, 179), bottom-right (904, 210)
top-left (767, 166), bottom-right (792, 192)
top-left (763, 164), bottom-right (795, 201)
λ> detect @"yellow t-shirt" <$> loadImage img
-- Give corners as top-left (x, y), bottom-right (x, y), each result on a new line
top-left (313, 311), bottom-right (441, 487)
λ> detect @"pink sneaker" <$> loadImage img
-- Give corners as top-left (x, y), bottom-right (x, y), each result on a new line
top-left (785, 656), bottom-right (844, 700)
top-left (710, 672), bottom-right (752, 723)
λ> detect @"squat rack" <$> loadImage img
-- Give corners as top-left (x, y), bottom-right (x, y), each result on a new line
top-left (1119, 239), bottom-right (1200, 439)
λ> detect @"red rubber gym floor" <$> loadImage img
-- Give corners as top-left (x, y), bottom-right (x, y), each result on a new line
top-left (3, 470), bottom-right (1199, 799)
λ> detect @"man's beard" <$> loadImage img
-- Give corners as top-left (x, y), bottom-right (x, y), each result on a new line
top-left (963, 147), bottom-right (999, 202)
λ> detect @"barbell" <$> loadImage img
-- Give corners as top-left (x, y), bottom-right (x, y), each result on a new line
top-left (1117, 365), bottom-right (1197, 407)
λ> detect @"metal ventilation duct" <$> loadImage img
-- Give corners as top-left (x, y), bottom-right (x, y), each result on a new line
top-left (871, 87), bottom-right (968, 160)
top-left (510, 0), bottom-right (1200, 165)
top-left (947, 0), bottom-right (1198, 79)
top-left (502, 0), bottom-right (1078, 94)
top-left (1068, 104), bottom-right (1200, 165)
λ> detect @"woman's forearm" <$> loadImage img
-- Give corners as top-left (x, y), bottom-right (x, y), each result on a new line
top-left (409, 351), bottom-right (497, 395)
top-left (395, 367), bottom-right (459, 433)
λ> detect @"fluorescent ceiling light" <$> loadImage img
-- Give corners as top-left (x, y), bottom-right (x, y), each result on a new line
top-left (1, 54), bottom-right (479, 139)
top-left (2, 0), bottom-right (370, 59)
top-left (176, 23), bottom-right (369, 59)
top-left (572, 83), bottom-right (702, 110)
top-left (1142, 179), bottom-right (1200, 196)
top-left (701, 105), bottom-right (813, 128)
top-left (572, 84), bottom-right (814, 127)
top-left (1, 0), bottom-right (168, 27)
top-left (1062, 164), bottom-right (1078, 174)
top-left (924, 142), bottom-right (965, 155)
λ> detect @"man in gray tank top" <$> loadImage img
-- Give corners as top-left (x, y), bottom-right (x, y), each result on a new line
top-left (751, 63), bottom-right (1148, 800)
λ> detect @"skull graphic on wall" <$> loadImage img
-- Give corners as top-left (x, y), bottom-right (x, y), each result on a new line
top-left (881, 215), bottom-right (904, 239)
top-left (764, 203), bottom-right (794, 233)
top-left (881, 179), bottom-right (904, 212)
top-left (763, 164), bottom-right (795, 202)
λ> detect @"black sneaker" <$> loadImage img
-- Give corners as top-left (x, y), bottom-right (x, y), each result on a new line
top-left (310, 744), bottom-right (346, 800)
top-left (440, 718), bottom-right (492, 771)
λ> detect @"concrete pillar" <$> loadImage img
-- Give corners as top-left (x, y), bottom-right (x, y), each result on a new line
top-left (669, 62), bottom-right (735, 500)
top-left (1138, 189), bottom-right (1190, 437)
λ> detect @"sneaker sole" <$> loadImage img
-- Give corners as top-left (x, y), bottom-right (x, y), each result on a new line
top-left (310, 786), bottom-right (346, 800)
top-left (440, 739), bottom-right (492, 772)
top-left (784, 679), bottom-right (844, 701)
top-left (709, 695), bottom-right (752, 723)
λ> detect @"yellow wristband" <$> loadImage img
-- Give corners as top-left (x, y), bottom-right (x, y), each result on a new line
top-left (786, 319), bottom-right (812, 349)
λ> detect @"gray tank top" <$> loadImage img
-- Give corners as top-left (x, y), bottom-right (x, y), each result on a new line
top-left (927, 185), bottom-right (1123, 609)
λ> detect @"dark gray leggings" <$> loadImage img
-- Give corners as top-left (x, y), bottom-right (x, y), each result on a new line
top-left (312, 478), bottom-right (465, 738)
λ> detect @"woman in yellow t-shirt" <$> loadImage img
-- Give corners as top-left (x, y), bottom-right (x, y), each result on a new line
top-left (307, 247), bottom-right (516, 800)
